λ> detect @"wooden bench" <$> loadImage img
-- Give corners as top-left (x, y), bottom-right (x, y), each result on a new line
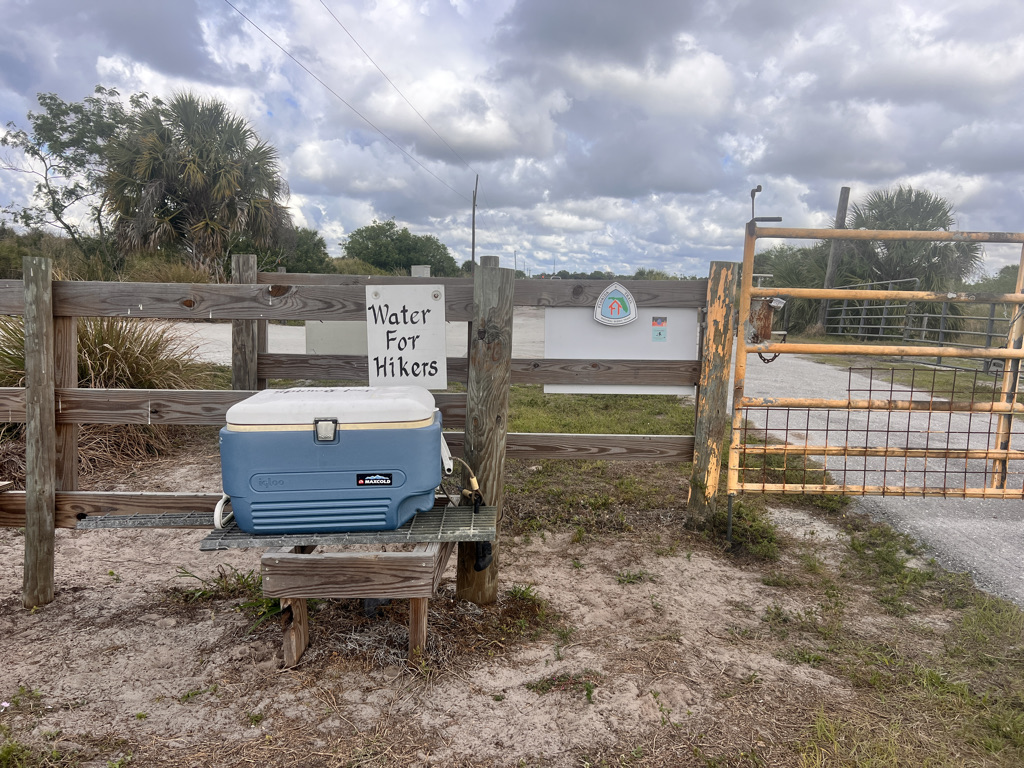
top-left (263, 541), bottom-right (456, 666)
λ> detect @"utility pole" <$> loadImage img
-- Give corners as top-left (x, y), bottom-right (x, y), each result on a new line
top-left (817, 186), bottom-right (851, 331)
top-left (471, 175), bottom-right (478, 269)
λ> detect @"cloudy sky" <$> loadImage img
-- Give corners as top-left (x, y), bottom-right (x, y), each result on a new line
top-left (2, 0), bottom-right (1024, 277)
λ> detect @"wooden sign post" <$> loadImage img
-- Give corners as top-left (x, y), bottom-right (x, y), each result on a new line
top-left (456, 256), bottom-right (513, 604)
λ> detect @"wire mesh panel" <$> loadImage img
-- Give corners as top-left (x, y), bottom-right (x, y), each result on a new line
top-left (735, 367), bottom-right (1024, 498)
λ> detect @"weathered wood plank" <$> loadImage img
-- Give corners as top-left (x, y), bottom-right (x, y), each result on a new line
top-left (513, 279), bottom-right (708, 308)
top-left (54, 389), bottom-right (254, 424)
top-left (11, 276), bottom-right (711, 318)
top-left (0, 388), bottom-right (26, 421)
top-left (54, 316), bottom-right (78, 491)
top-left (688, 262), bottom-right (738, 520)
top-left (261, 550), bottom-right (438, 599)
top-left (431, 540), bottom-right (456, 589)
top-left (259, 354), bottom-right (468, 382)
top-left (0, 491), bottom-right (222, 529)
top-left (50, 282), bottom-right (476, 321)
top-left (409, 597), bottom-right (428, 657)
top-left (255, 273), bottom-right (709, 309)
top-left (232, 255), bottom-right (259, 391)
top-left (23, 256), bottom-right (56, 608)
top-left (280, 597), bottom-right (309, 668)
top-left (0, 280), bottom-right (24, 315)
top-left (510, 358), bottom-right (700, 385)
top-left (260, 354), bottom-right (700, 386)
top-left (274, 543), bottom-right (317, 667)
top-left (500, 433), bottom-right (694, 461)
top-left (457, 257), bottom-right (514, 605)
top-left (51, 388), bottom-right (465, 426)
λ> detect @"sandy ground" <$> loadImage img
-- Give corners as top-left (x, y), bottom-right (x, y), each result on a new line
top-left (0, 450), bottom-right (860, 767)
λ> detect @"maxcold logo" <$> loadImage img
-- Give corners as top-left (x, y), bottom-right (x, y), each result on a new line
top-left (357, 473), bottom-right (393, 486)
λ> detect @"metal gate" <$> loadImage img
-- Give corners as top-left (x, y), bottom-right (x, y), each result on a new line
top-left (728, 223), bottom-right (1024, 500)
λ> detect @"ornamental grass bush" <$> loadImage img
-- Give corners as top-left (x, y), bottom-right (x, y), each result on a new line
top-left (0, 316), bottom-right (214, 485)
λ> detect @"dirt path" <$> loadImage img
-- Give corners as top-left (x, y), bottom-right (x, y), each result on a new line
top-left (0, 447), bottom-right (884, 767)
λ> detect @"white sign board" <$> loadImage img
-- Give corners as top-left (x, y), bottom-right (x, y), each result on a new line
top-left (365, 285), bottom-right (447, 390)
top-left (544, 306), bottom-right (698, 395)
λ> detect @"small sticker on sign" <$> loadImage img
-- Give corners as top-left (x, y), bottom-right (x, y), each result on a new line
top-left (652, 316), bottom-right (667, 342)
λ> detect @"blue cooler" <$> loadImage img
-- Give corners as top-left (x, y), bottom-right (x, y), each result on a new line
top-left (219, 386), bottom-right (442, 534)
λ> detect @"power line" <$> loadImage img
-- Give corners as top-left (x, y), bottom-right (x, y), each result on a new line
top-left (220, 0), bottom-right (471, 204)
top-left (318, 0), bottom-right (482, 181)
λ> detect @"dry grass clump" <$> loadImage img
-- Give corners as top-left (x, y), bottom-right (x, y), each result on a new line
top-left (0, 315), bottom-right (214, 484)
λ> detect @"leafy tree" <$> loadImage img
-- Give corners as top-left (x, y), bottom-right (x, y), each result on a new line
top-left (332, 257), bottom-right (388, 276)
top-left (633, 267), bottom-right (672, 280)
top-left (279, 227), bottom-right (334, 274)
top-left (965, 263), bottom-right (1019, 294)
top-left (343, 218), bottom-right (459, 276)
top-left (1, 86), bottom-right (146, 277)
top-left (105, 92), bottom-right (290, 280)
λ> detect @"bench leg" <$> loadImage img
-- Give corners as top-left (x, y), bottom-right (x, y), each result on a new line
top-left (409, 597), bottom-right (428, 659)
top-left (280, 597), bottom-right (309, 668)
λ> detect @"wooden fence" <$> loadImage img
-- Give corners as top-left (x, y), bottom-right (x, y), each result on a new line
top-left (0, 255), bottom-right (736, 608)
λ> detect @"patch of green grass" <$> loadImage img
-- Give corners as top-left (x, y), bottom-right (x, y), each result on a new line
top-left (692, 500), bottom-right (781, 561)
top-left (178, 684), bottom-right (217, 704)
top-left (762, 571), bottom-right (800, 588)
top-left (845, 522), bottom-right (934, 615)
top-left (0, 723), bottom-right (76, 768)
top-left (799, 553), bottom-right (826, 574)
top-left (526, 670), bottom-right (602, 703)
top-left (615, 569), bottom-right (653, 585)
top-left (170, 566), bottom-right (286, 631)
top-left (506, 583), bottom-right (541, 603)
top-left (507, 386), bottom-right (694, 435)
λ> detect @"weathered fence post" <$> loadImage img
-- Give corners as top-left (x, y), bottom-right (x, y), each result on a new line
top-left (688, 261), bottom-right (738, 520)
top-left (232, 254), bottom-right (258, 391)
top-left (54, 314), bottom-right (78, 491)
top-left (23, 255), bottom-right (56, 608)
top-left (456, 255), bottom-right (513, 605)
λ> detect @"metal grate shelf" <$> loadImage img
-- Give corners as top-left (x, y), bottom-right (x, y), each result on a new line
top-left (77, 512), bottom-right (216, 529)
top-left (198, 505), bottom-right (497, 551)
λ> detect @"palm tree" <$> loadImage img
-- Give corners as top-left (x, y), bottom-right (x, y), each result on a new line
top-left (104, 93), bottom-right (290, 280)
top-left (844, 186), bottom-right (982, 340)
top-left (846, 185), bottom-right (981, 291)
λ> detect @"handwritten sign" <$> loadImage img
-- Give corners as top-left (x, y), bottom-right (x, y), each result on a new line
top-left (365, 285), bottom-right (447, 390)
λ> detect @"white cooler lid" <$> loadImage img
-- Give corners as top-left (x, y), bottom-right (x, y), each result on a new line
top-left (226, 386), bottom-right (436, 426)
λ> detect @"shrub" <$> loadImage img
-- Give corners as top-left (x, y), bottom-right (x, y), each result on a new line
top-left (0, 316), bottom-right (213, 484)
top-left (122, 255), bottom-right (211, 284)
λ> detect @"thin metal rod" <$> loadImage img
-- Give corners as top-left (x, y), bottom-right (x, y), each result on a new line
top-left (726, 494), bottom-right (733, 544)
top-left (741, 445), bottom-right (1024, 460)
top-left (738, 397), bottom-right (1024, 413)
top-left (749, 343), bottom-right (1024, 358)
top-left (733, 483), bottom-right (1024, 499)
